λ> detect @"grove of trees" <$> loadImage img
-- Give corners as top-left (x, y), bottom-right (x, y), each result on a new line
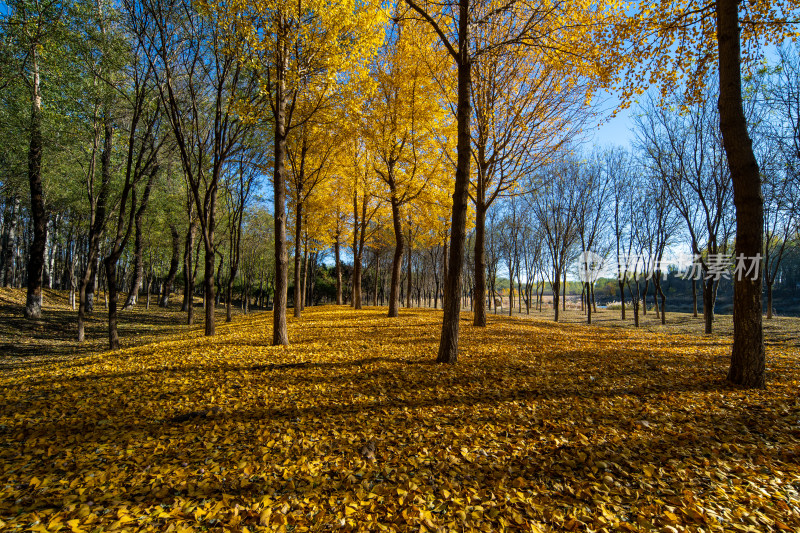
top-left (2, 0), bottom-right (799, 389)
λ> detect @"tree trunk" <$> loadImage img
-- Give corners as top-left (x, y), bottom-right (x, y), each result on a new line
top-left (160, 224), bottom-right (180, 307)
top-left (703, 279), bottom-right (714, 334)
top-left (437, 29), bottom-right (471, 364)
top-left (586, 281), bottom-right (592, 324)
top-left (553, 278), bottom-right (560, 322)
top-left (405, 243), bottom-right (412, 308)
top-left (122, 180), bottom-right (154, 310)
top-left (301, 239), bottom-right (309, 310)
top-left (717, 0), bottom-right (765, 387)
top-left (353, 253), bottom-right (363, 309)
top-left (1, 196), bottom-right (19, 286)
top-left (334, 233), bottom-right (342, 305)
top-left (293, 202), bottom-right (303, 317)
top-left (373, 253), bottom-right (380, 307)
top-left (104, 258), bottom-right (121, 349)
top-left (182, 218), bottom-right (197, 324)
top-left (203, 239), bottom-right (216, 336)
top-left (25, 50), bottom-right (47, 320)
top-left (388, 196), bottom-right (403, 318)
top-left (692, 278), bottom-right (698, 317)
top-left (271, 32), bottom-right (290, 346)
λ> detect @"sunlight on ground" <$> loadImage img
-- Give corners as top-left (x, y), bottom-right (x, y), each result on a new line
top-left (1, 306), bottom-right (798, 531)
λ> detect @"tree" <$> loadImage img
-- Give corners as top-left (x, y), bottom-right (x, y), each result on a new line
top-left (759, 46), bottom-right (800, 318)
top-left (129, 0), bottom-right (262, 337)
top-left (2, 0), bottom-right (70, 318)
top-left (219, 0), bottom-right (384, 345)
top-left (528, 155), bottom-right (581, 322)
top-left (635, 91), bottom-right (734, 334)
top-left (617, 0), bottom-right (800, 387)
top-left (404, 0), bottom-right (623, 362)
top-left (469, 20), bottom-right (594, 327)
top-left (364, 22), bottom-right (447, 318)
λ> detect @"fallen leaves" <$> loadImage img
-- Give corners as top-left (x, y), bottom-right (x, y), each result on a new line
top-left (0, 306), bottom-right (799, 531)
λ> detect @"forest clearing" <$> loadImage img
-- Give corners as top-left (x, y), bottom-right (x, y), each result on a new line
top-left (1, 301), bottom-right (799, 532)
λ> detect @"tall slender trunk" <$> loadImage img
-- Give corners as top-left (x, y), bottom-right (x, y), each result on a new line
top-left (508, 266), bottom-right (514, 317)
top-left (388, 195), bottom-right (403, 318)
top-left (25, 49), bottom-right (47, 319)
top-left (203, 231), bottom-right (216, 336)
top-left (437, 12), bottom-right (471, 364)
top-left (105, 259), bottom-right (120, 349)
top-left (334, 232), bottom-right (342, 305)
top-left (618, 280), bottom-right (626, 320)
top-left (586, 281), bottom-right (592, 324)
top-left (301, 238), bottom-right (308, 310)
top-left (373, 253), bottom-right (380, 307)
top-left (716, 0), bottom-right (765, 387)
top-left (1, 196), bottom-right (19, 286)
top-left (78, 122), bottom-right (111, 342)
top-left (160, 224), bottom-right (180, 307)
top-left (293, 202), bottom-right (303, 317)
top-left (123, 179), bottom-right (154, 310)
top-left (405, 243), bottom-right (412, 308)
top-left (552, 278), bottom-right (560, 322)
top-left (183, 218), bottom-right (197, 324)
top-left (692, 278), bottom-right (698, 317)
top-left (656, 278), bottom-right (666, 325)
top-left (272, 25), bottom-right (289, 345)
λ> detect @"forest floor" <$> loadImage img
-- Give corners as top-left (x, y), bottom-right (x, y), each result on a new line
top-left (1, 294), bottom-right (799, 532)
top-left (0, 287), bottom-right (253, 362)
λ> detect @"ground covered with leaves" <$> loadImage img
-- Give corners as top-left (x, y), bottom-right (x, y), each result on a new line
top-left (2, 306), bottom-right (799, 532)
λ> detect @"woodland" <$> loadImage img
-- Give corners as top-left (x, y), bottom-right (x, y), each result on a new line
top-left (1, 0), bottom-right (800, 530)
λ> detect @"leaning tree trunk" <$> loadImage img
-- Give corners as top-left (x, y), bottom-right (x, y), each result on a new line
top-left (717, 0), bottom-right (765, 388)
top-left (160, 224), bottom-right (180, 307)
top-left (25, 50), bottom-right (47, 320)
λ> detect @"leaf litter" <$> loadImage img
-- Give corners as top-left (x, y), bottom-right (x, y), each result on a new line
top-left (1, 306), bottom-right (799, 532)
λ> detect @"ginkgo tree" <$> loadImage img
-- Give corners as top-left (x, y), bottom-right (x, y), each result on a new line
top-left (402, 0), bottom-right (626, 363)
top-left (362, 21), bottom-right (453, 318)
top-left (215, 0), bottom-right (386, 345)
top-left (469, 27), bottom-right (597, 328)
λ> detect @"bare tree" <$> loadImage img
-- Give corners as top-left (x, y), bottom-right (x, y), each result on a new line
top-left (528, 156), bottom-right (581, 322)
top-left (636, 90), bottom-right (734, 334)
